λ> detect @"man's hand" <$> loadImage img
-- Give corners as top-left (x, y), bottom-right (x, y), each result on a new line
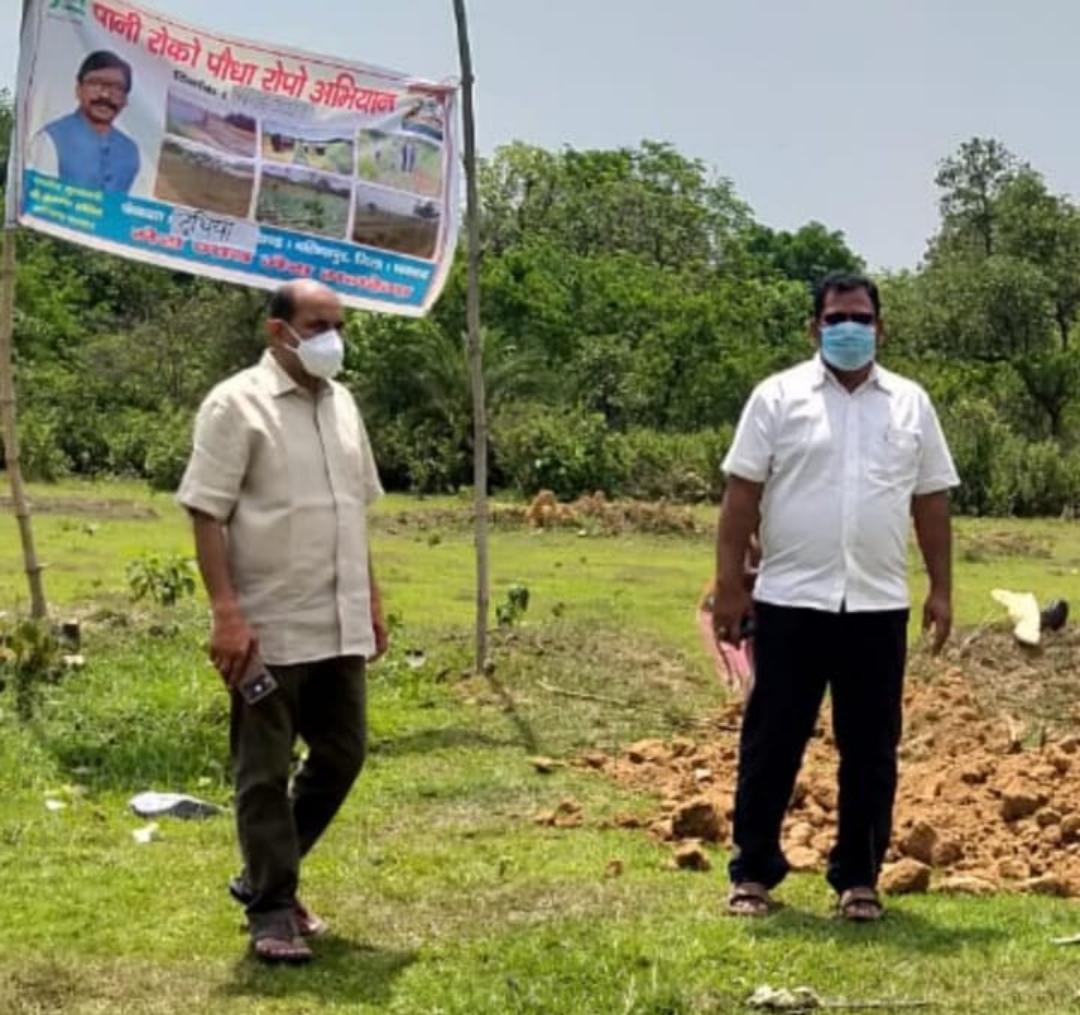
top-left (210, 604), bottom-right (258, 688)
top-left (712, 581), bottom-right (753, 648)
top-left (714, 475), bottom-right (762, 647)
top-left (371, 609), bottom-right (389, 662)
top-left (913, 491), bottom-right (952, 656)
top-left (923, 588), bottom-right (952, 655)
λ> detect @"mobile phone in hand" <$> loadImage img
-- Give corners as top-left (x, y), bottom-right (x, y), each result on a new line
top-left (238, 654), bottom-right (278, 705)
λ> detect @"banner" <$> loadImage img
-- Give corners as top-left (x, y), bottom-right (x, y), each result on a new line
top-left (10, 0), bottom-right (459, 316)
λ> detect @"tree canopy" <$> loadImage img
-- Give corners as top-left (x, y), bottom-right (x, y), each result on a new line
top-left (3, 93), bottom-right (1078, 514)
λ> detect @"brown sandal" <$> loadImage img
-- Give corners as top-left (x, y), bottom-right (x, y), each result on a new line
top-left (727, 881), bottom-right (775, 917)
top-left (251, 933), bottom-right (312, 964)
top-left (294, 900), bottom-right (328, 938)
top-left (838, 886), bottom-right (883, 922)
top-left (250, 913), bottom-right (313, 964)
top-left (229, 876), bottom-right (327, 938)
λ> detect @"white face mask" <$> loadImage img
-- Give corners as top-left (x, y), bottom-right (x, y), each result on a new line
top-left (285, 324), bottom-right (344, 380)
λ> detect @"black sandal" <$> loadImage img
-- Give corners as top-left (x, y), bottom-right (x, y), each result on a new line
top-left (727, 881), bottom-right (775, 917)
top-left (837, 886), bottom-right (883, 922)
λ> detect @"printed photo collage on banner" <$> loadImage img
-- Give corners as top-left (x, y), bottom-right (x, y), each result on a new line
top-left (157, 82), bottom-right (446, 258)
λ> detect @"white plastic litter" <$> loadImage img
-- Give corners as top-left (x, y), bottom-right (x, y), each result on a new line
top-left (991, 588), bottom-right (1041, 646)
top-left (132, 823), bottom-right (160, 844)
top-left (128, 792), bottom-right (223, 820)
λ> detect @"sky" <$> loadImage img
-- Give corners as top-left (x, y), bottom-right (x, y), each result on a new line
top-left (3, 0), bottom-right (1079, 271)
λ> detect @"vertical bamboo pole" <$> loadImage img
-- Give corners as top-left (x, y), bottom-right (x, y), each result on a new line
top-left (0, 230), bottom-right (46, 619)
top-left (1, 0), bottom-right (48, 619)
top-left (452, 0), bottom-right (489, 671)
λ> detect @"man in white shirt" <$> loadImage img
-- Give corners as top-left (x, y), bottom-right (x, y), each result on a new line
top-left (714, 272), bottom-right (958, 921)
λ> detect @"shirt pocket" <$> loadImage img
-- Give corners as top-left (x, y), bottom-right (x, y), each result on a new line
top-left (332, 412), bottom-right (371, 507)
top-left (868, 425), bottom-right (920, 487)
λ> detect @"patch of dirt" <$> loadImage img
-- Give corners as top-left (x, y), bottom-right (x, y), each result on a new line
top-left (0, 496), bottom-right (158, 520)
top-left (372, 491), bottom-right (708, 538)
top-left (951, 622), bottom-right (1079, 731)
top-left (1, 961), bottom-right (81, 1013)
top-left (588, 624), bottom-right (1080, 896)
top-left (520, 490), bottom-right (706, 536)
top-left (958, 529), bottom-right (1053, 562)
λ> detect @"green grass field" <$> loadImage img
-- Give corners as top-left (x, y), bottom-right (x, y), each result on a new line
top-left (2, 478), bottom-right (1080, 1013)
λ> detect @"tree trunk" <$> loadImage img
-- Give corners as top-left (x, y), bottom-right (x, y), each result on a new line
top-left (1057, 305), bottom-right (1070, 350)
top-left (453, 0), bottom-right (489, 672)
top-left (1049, 402), bottom-right (1064, 442)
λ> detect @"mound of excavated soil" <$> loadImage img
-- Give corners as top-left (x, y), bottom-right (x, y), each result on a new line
top-left (372, 492), bottom-right (708, 538)
top-left (585, 625), bottom-right (1080, 896)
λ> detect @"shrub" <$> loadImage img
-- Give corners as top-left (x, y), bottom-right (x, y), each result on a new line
top-left (941, 398), bottom-right (1015, 515)
top-left (126, 554), bottom-right (196, 607)
top-left (0, 617), bottom-right (67, 722)
top-left (104, 409), bottom-right (154, 477)
top-left (942, 398), bottom-right (1080, 516)
top-left (143, 409), bottom-right (194, 492)
top-left (997, 439), bottom-right (1080, 517)
top-left (368, 417), bottom-right (468, 494)
top-left (491, 402), bottom-right (613, 499)
top-left (17, 410), bottom-right (69, 482)
top-left (606, 427), bottom-right (732, 502)
top-left (54, 407), bottom-right (113, 475)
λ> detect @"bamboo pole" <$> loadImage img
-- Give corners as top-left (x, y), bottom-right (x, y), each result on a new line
top-left (0, 0), bottom-right (48, 619)
top-left (0, 228), bottom-right (46, 619)
top-left (452, 0), bottom-right (489, 672)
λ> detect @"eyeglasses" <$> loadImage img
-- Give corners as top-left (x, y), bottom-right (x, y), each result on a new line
top-left (81, 79), bottom-right (127, 97)
top-left (822, 312), bottom-right (875, 326)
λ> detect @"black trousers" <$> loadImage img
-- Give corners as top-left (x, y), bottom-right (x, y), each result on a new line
top-left (728, 602), bottom-right (908, 893)
top-left (230, 656), bottom-right (367, 935)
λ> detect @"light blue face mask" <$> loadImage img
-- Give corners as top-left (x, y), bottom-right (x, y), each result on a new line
top-left (820, 321), bottom-right (876, 372)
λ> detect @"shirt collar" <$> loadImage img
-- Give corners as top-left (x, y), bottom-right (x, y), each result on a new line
top-left (259, 349), bottom-right (301, 398)
top-left (258, 349), bottom-right (334, 400)
top-left (811, 355), bottom-right (892, 394)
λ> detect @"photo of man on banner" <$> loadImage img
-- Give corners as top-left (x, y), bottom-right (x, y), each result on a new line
top-left (29, 49), bottom-right (141, 192)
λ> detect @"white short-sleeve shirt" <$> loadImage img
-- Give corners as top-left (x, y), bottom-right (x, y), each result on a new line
top-left (722, 356), bottom-right (959, 613)
top-left (178, 351), bottom-right (384, 665)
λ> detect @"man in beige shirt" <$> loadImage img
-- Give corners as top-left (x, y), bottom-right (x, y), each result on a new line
top-left (178, 280), bottom-right (387, 964)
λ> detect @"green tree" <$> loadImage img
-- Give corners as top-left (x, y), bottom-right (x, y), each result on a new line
top-left (746, 221), bottom-right (864, 287)
top-left (478, 140), bottom-right (751, 269)
top-left (933, 137), bottom-right (1021, 258)
top-left (995, 168), bottom-right (1080, 348)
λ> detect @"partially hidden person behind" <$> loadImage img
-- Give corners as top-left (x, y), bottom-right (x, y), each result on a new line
top-left (713, 271), bottom-right (959, 922)
top-left (178, 280), bottom-right (388, 963)
top-left (30, 50), bottom-right (141, 193)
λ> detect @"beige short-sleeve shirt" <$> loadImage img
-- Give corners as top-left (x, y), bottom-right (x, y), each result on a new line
top-left (178, 351), bottom-right (383, 665)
